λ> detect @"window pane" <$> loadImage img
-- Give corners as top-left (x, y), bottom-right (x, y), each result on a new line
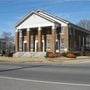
top-left (61, 27), bottom-right (64, 33)
top-left (46, 39), bottom-right (50, 50)
top-left (60, 39), bottom-right (64, 49)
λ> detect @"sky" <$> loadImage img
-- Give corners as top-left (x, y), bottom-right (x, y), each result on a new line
top-left (0, 0), bottom-right (90, 36)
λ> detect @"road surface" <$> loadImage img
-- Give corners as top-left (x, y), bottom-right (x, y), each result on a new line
top-left (0, 62), bottom-right (90, 90)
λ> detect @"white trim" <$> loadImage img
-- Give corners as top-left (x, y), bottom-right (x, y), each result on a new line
top-left (52, 25), bottom-right (56, 30)
top-left (37, 10), bottom-right (68, 26)
top-left (16, 13), bottom-right (54, 30)
top-left (64, 48), bottom-right (68, 52)
top-left (56, 39), bottom-right (58, 42)
top-left (56, 39), bottom-right (60, 53)
top-left (23, 41), bottom-right (27, 43)
top-left (16, 29), bottom-right (19, 32)
top-left (35, 40), bottom-right (38, 52)
top-left (27, 28), bottom-right (30, 31)
top-left (42, 40), bottom-right (45, 52)
top-left (35, 40), bottom-right (38, 43)
top-left (38, 27), bottom-right (42, 31)
top-left (19, 29), bottom-right (22, 37)
top-left (61, 27), bottom-right (64, 34)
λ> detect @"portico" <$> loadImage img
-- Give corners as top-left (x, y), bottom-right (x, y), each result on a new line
top-left (16, 25), bottom-right (61, 53)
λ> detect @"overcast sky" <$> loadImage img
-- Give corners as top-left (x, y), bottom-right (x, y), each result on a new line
top-left (0, 0), bottom-right (90, 35)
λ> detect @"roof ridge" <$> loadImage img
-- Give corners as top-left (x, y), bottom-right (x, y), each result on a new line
top-left (36, 10), bottom-right (69, 24)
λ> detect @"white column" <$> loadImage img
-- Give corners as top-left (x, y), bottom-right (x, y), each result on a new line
top-left (35, 40), bottom-right (38, 52)
top-left (38, 27), bottom-right (42, 51)
top-left (42, 40), bottom-right (45, 52)
top-left (19, 29), bottom-right (22, 51)
top-left (19, 29), bottom-right (22, 37)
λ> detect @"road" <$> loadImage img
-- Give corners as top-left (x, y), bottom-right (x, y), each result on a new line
top-left (0, 62), bottom-right (90, 90)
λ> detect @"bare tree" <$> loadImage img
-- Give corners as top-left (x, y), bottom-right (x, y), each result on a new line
top-left (77, 19), bottom-right (90, 30)
top-left (1, 32), bottom-right (14, 52)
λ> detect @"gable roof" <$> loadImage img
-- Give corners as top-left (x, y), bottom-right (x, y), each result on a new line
top-left (36, 10), bottom-right (90, 33)
top-left (36, 10), bottom-right (69, 24)
top-left (15, 10), bottom-right (90, 34)
top-left (15, 10), bottom-right (69, 27)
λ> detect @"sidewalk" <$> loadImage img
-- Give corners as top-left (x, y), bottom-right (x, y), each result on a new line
top-left (48, 56), bottom-right (90, 64)
top-left (0, 56), bottom-right (90, 64)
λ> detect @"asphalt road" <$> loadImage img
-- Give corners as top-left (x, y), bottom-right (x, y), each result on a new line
top-left (0, 62), bottom-right (90, 90)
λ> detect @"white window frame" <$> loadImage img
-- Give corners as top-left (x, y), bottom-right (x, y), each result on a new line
top-left (46, 39), bottom-right (50, 51)
top-left (60, 39), bottom-right (64, 50)
top-left (56, 39), bottom-right (59, 53)
top-left (61, 27), bottom-right (64, 34)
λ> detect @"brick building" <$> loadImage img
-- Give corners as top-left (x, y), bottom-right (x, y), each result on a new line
top-left (15, 10), bottom-right (90, 56)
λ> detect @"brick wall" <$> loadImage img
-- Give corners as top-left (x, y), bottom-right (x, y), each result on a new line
top-left (60, 26), bottom-right (69, 52)
top-left (16, 31), bottom-right (19, 51)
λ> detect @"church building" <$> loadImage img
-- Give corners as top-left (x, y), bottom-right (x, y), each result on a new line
top-left (15, 10), bottom-right (90, 56)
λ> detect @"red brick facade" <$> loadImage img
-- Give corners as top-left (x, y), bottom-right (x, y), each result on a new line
top-left (15, 10), bottom-right (90, 54)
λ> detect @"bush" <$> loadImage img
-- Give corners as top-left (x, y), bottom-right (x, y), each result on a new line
top-left (46, 52), bottom-right (58, 58)
top-left (1, 50), bottom-right (6, 56)
top-left (5, 51), bottom-right (13, 57)
top-left (61, 51), bottom-right (76, 58)
top-left (60, 52), bottom-right (69, 57)
top-left (66, 53), bottom-right (76, 58)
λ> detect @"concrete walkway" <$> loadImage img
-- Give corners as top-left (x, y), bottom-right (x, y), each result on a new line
top-left (48, 56), bottom-right (90, 64)
top-left (0, 56), bottom-right (90, 64)
top-left (65, 56), bottom-right (90, 64)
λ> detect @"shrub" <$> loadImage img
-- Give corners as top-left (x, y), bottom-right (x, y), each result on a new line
top-left (46, 52), bottom-right (58, 58)
top-left (66, 53), bottom-right (76, 58)
top-left (60, 52), bottom-right (69, 57)
top-left (1, 50), bottom-right (6, 56)
top-left (61, 51), bottom-right (76, 58)
top-left (5, 51), bottom-right (13, 57)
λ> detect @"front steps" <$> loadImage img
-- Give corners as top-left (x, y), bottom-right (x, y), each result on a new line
top-left (13, 52), bottom-right (46, 58)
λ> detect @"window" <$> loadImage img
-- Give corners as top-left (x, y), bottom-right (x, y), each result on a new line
top-left (31, 39), bottom-right (33, 49)
top-left (61, 27), bottom-right (64, 33)
top-left (73, 29), bottom-right (75, 36)
top-left (86, 35), bottom-right (90, 48)
top-left (60, 39), bottom-right (64, 49)
top-left (19, 39), bottom-right (22, 51)
top-left (79, 35), bottom-right (81, 48)
top-left (46, 39), bottom-right (50, 50)
top-left (69, 28), bottom-right (73, 35)
top-left (69, 28), bottom-right (75, 36)
top-left (22, 30), bottom-right (26, 36)
top-left (56, 40), bottom-right (60, 52)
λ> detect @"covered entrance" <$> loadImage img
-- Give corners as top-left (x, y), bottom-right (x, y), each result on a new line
top-left (35, 40), bottom-right (45, 52)
top-left (17, 26), bottom-right (61, 53)
top-left (16, 11), bottom-right (61, 53)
